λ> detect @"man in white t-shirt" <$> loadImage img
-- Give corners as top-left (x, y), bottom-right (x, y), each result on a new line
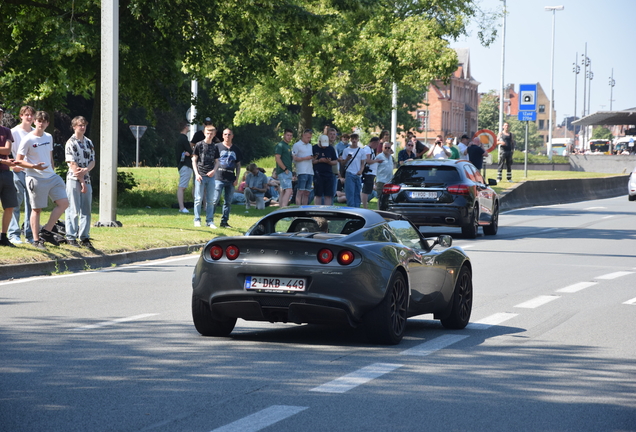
top-left (458, 135), bottom-right (470, 159)
top-left (291, 129), bottom-right (314, 205)
top-left (339, 133), bottom-right (366, 208)
top-left (8, 105), bottom-right (35, 244)
top-left (15, 111), bottom-right (68, 250)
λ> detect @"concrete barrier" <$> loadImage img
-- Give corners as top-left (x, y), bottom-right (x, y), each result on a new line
top-left (570, 154), bottom-right (636, 174)
top-left (500, 175), bottom-right (629, 211)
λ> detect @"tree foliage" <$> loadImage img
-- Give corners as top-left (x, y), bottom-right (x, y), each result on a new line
top-left (591, 126), bottom-right (613, 140)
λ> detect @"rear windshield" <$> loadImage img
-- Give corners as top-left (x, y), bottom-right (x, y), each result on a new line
top-left (393, 165), bottom-right (460, 185)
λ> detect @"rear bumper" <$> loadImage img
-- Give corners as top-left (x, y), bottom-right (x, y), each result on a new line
top-left (382, 204), bottom-right (471, 227)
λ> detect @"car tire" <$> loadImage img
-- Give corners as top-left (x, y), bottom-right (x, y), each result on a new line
top-left (461, 205), bottom-right (479, 239)
top-left (364, 271), bottom-right (408, 345)
top-left (440, 266), bottom-right (473, 330)
top-left (629, 195), bottom-right (636, 201)
top-left (192, 295), bottom-right (237, 337)
top-left (483, 203), bottom-right (499, 236)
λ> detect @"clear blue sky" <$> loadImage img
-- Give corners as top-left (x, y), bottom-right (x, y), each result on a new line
top-left (450, 0), bottom-right (636, 124)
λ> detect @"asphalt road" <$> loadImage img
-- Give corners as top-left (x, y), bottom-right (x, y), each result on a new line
top-left (1, 196), bottom-right (635, 432)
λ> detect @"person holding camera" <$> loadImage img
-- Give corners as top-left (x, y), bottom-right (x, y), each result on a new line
top-left (361, 137), bottom-right (382, 209)
top-left (339, 134), bottom-right (366, 208)
top-left (426, 134), bottom-right (451, 159)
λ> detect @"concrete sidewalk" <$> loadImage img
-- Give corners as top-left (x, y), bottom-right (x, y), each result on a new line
top-left (1, 175), bottom-right (628, 281)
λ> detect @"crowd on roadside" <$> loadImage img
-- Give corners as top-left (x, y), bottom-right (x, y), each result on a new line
top-left (0, 106), bottom-right (95, 250)
top-left (176, 120), bottom-right (490, 229)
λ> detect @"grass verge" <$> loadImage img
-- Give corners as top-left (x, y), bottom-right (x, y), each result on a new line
top-left (0, 166), bottom-right (621, 266)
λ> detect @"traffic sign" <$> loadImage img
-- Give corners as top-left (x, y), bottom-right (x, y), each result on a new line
top-left (518, 111), bottom-right (537, 122)
top-left (519, 83), bottom-right (537, 112)
top-left (473, 129), bottom-right (498, 153)
top-left (129, 125), bottom-right (147, 167)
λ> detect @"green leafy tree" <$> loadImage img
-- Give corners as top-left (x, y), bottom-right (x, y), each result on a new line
top-left (592, 126), bottom-right (613, 140)
top-left (478, 90), bottom-right (499, 132)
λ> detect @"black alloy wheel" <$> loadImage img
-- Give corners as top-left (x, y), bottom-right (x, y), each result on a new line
top-left (440, 266), bottom-right (473, 329)
top-left (192, 295), bottom-right (237, 337)
top-left (483, 203), bottom-right (499, 236)
top-left (364, 272), bottom-right (408, 345)
top-left (461, 205), bottom-right (479, 239)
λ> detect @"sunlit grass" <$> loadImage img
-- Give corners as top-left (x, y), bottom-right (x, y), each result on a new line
top-left (0, 166), bottom-right (620, 266)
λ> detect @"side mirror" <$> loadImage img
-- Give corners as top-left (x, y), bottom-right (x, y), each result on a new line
top-left (488, 178), bottom-right (498, 186)
top-left (432, 235), bottom-right (453, 248)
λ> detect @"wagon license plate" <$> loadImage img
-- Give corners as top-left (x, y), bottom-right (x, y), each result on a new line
top-left (411, 191), bottom-right (437, 199)
top-left (245, 276), bottom-right (306, 292)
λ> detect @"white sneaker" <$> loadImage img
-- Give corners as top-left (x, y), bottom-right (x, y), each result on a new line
top-left (208, 223), bottom-right (217, 229)
top-left (194, 221), bottom-right (201, 227)
top-left (9, 237), bottom-right (23, 245)
top-left (179, 208), bottom-right (189, 213)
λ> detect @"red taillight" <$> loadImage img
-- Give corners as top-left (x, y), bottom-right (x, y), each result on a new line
top-left (337, 250), bottom-right (355, 265)
top-left (447, 184), bottom-right (470, 195)
top-left (210, 245), bottom-right (223, 260)
top-left (225, 245), bottom-right (240, 260)
top-left (383, 184), bottom-right (401, 194)
top-left (317, 248), bottom-right (334, 264)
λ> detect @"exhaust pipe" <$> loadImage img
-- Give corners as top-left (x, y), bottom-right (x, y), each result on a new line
top-left (445, 217), bottom-right (456, 224)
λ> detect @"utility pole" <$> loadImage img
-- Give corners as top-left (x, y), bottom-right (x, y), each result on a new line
top-left (97, 0), bottom-right (121, 227)
top-left (609, 69), bottom-right (615, 111)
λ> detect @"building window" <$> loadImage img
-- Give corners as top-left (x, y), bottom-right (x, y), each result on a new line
top-left (539, 105), bottom-right (545, 113)
top-left (539, 119), bottom-right (545, 130)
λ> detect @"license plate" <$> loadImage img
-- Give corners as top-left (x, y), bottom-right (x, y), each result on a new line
top-left (411, 191), bottom-right (437, 199)
top-left (245, 276), bottom-right (306, 292)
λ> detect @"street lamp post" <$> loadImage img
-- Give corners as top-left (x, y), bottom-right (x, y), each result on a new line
top-left (545, 5), bottom-right (564, 161)
top-left (587, 67), bottom-right (594, 115)
top-left (573, 52), bottom-right (579, 147)
top-left (609, 68), bottom-right (616, 111)
top-left (498, 0), bottom-right (507, 142)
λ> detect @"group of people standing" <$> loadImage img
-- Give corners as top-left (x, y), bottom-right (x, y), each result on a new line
top-left (0, 106), bottom-right (95, 250)
top-left (175, 120), bottom-right (242, 229)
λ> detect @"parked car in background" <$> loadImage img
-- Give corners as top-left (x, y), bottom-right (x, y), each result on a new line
top-left (629, 166), bottom-right (636, 201)
top-left (191, 207), bottom-right (473, 345)
top-left (378, 159), bottom-right (499, 238)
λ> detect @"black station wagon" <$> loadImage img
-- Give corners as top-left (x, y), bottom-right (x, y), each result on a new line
top-left (378, 159), bottom-right (499, 238)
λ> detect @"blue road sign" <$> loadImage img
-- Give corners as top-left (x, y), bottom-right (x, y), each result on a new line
top-left (518, 111), bottom-right (537, 122)
top-left (519, 83), bottom-right (537, 112)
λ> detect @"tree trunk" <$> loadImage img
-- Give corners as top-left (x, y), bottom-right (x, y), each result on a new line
top-left (298, 89), bottom-right (314, 133)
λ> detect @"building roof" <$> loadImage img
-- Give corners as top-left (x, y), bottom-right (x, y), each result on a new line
top-left (572, 110), bottom-right (636, 127)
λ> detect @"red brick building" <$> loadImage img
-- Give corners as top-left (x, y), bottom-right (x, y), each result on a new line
top-left (411, 48), bottom-right (480, 145)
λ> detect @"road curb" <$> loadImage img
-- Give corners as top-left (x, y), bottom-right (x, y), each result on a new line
top-left (1, 244), bottom-right (204, 281)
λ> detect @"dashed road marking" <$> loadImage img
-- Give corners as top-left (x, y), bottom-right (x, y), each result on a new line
top-left (514, 295), bottom-right (560, 309)
top-left (467, 312), bottom-right (518, 330)
top-left (310, 363), bottom-right (403, 394)
top-left (210, 405), bottom-right (308, 432)
top-left (623, 297), bottom-right (636, 306)
top-left (556, 281), bottom-right (597, 293)
top-left (595, 271), bottom-right (634, 280)
top-left (400, 334), bottom-right (469, 357)
top-left (70, 313), bottom-right (158, 331)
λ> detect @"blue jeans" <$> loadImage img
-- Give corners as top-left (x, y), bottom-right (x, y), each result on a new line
top-left (8, 170), bottom-right (33, 242)
top-left (194, 175), bottom-right (216, 225)
top-left (65, 179), bottom-right (92, 240)
top-left (345, 172), bottom-right (361, 208)
top-left (214, 180), bottom-right (235, 224)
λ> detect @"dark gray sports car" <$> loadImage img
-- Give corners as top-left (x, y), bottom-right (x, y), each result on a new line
top-left (191, 206), bottom-right (473, 344)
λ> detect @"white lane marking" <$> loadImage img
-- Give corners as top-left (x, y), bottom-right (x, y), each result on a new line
top-left (70, 313), bottom-right (158, 331)
top-left (400, 334), bottom-right (469, 357)
top-left (466, 312), bottom-right (518, 330)
top-left (556, 281), bottom-right (597, 293)
top-left (595, 271), bottom-right (634, 280)
top-left (0, 255), bottom-right (198, 286)
top-left (514, 295), bottom-right (560, 309)
top-left (584, 206), bottom-right (606, 210)
top-left (601, 215), bottom-right (614, 219)
top-left (623, 297), bottom-right (636, 305)
top-left (210, 405), bottom-right (308, 432)
top-left (461, 244), bottom-right (475, 249)
top-left (310, 363), bottom-right (402, 394)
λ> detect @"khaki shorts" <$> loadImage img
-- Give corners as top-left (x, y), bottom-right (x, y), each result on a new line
top-left (178, 165), bottom-right (194, 188)
top-left (27, 175), bottom-right (67, 209)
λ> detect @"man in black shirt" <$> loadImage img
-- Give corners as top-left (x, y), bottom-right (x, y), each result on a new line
top-left (192, 125), bottom-right (220, 228)
top-left (176, 121), bottom-right (193, 213)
